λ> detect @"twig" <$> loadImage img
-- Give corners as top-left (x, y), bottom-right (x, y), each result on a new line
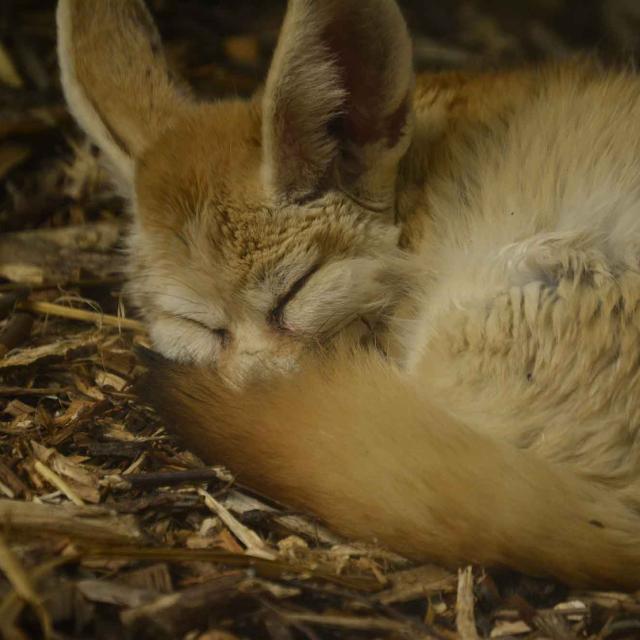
top-left (456, 566), bottom-right (480, 640)
top-left (123, 468), bottom-right (227, 489)
top-left (16, 300), bottom-right (146, 332)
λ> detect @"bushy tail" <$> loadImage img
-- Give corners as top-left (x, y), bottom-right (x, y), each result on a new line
top-left (139, 347), bottom-right (640, 589)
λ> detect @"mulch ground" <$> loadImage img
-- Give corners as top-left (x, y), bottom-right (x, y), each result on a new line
top-left (1, 1), bottom-right (640, 638)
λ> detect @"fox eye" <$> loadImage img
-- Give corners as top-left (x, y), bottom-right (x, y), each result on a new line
top-left (177, 316), bottom-right (231, 347)
top-left (269, 266), bottom-right (319, 329)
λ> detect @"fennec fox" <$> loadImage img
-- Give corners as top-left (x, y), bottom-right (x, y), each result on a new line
top-left (58, 0), bottom-right (640, 588)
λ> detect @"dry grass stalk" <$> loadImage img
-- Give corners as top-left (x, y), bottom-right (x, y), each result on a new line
top-left (16, 300), bottom-right (146, 332)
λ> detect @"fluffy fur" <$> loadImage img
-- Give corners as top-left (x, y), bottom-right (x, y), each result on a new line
top-left (58, 0), bottom-right (640, 587)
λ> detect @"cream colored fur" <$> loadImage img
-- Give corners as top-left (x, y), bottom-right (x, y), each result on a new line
top-left (58, 0), bottom-right (640, 587)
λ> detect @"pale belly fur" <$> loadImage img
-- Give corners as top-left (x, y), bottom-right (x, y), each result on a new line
top-left (402, 67), bottom-right (640, 498)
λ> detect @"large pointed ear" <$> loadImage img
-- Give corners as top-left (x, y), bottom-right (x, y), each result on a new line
top-left (56, 0), bottom-right (191, 187)
top-left (262, 0), bottom-right (414, 209)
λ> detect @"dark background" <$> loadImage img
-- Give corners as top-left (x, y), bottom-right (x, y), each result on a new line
top-left (3, 0), bottom-right (640, 103)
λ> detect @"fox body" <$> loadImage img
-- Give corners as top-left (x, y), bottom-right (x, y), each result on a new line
top-left (58, 0), bottom-right (640, 587)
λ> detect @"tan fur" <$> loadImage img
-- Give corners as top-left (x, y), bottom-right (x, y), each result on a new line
top-left (58, 0), bottom-right (640, 587)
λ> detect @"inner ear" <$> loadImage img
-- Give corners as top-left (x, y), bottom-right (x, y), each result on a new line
top-left (262, 0), bottom-right (415, 208)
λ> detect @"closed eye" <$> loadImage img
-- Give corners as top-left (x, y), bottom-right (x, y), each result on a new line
top-left (172, 314), bottom-right (231, 346)
top-left (269, 265), bottom-right (320, 329)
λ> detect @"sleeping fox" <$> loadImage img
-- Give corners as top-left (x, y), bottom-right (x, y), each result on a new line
top-left (57, 0), bottom-right (640, 588)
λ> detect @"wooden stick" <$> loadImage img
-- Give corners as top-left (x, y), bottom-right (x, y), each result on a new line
top-left (0, 499), bottom-right (143, 544)
top-left (16, 300), bottom-right (146, 332)
top-left (456, 566), bottom-right (480, 640)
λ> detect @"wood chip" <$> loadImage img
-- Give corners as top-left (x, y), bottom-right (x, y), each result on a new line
top-left (199, 488), bottom-right (277, 560)
top-left (456, 567), bottom-right (480, 640)
top-left (34, 460), bottom-right (86, 506)
top-left (0, 333), bottom-right (99, 370)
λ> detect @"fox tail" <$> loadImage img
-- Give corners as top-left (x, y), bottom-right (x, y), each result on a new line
top-left (139, 347), bottom-right (640, 589)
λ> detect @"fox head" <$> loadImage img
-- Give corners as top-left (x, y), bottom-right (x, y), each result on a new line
top-left (57, 0), bottom-right (418, 383)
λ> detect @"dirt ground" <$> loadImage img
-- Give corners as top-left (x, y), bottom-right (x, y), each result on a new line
top-left (1, 1), bottom-right (640, 639)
